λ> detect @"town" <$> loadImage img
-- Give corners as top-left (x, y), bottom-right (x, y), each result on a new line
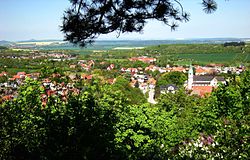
top-left (1, 0), bottom-right (250, 159)
top-left (0, 44), bottom-right (247, 104)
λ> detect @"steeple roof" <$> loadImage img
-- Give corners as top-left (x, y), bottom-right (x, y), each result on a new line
top-left (188, 64), bottom-right (193, 75)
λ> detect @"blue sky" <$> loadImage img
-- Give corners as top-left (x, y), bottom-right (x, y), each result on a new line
top-left (0, 0), bottom-right (250, 41)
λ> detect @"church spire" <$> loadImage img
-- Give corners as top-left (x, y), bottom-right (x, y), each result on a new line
top-left (187, 64), bottom-right (193, 90)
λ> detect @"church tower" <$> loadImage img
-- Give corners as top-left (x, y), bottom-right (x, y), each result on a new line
top-left (187, 65), bottom-right (193, 90)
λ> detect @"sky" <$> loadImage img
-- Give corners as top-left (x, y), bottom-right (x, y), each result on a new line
top-left (0, 0), bottom-right (250, 41)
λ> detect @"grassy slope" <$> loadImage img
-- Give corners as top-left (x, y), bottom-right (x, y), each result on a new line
top-left (146, 44), bottom-right (250, 65)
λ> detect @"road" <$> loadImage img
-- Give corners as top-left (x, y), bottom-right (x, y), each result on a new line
top-left (148, 89), bottom-right (157, 104)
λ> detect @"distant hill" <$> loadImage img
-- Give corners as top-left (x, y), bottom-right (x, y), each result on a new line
top-left (1, 38), bottom-right (249, 50)
top-left (0, 40), bottom-right (13, 46)
top-left (0, 46), bottom-right (8, 50)
top-left (17, 39), bottom-right (63, 42)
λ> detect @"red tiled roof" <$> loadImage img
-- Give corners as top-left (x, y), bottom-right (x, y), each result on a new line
top-left (70, 65), bottom-right (76, 68)
top-left (172, 67), bottom-right (186, 72)
top-left (148, 65), bottom-right (155, 69)
top-left (81, 64), bottom-right (87, 67)
top-left (41, 94), bottom-right (47, 98)
top-left (32, 72), bottom-right (40, 76)
top-left (148, 78), bottom-right (156, 85)
top-left (129, 80), bottom-right (137, 87)
top-left (2, 95), bottom-right (13, 101)
top-left (9, 78), bottom-right (16, 81)
top-left (17, 72), bottom-right (26, 76)
top-left (196, 68), bottom-right (206, 73)
top-left (127, 68), bottom-right (138, 72)
top-left (86, 75), bottom-right (93, 80)
top-left (192, 86), bottom-right (213, 97)
top-left (52, 73), bottom-right (61, 78)
top-left (46, 90), bottom-right (56, 96)
top-left (26, 74), bottom-right (32, 77)
top-left (0, 72), bottom-right (7, 77)
top-left (129, 57), bottom-right (156, 63)
top-left (107, 78), bottom-right (115, 84)
top-left (81, 74), bottom-right (93, 80)
top-left (43, 79), bottom-right (51, 83)
top-left (13, 75), bottom-right (21, 79)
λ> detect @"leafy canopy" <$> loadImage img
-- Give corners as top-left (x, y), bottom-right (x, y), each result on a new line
top-left (157, 71), bottom-right (187, 87)
top-left (1, 71), bottom-right (249, 159)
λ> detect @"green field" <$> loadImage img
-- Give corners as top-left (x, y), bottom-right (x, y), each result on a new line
top-left (173, 53), bottom-right (238, 63)
top-left (84, 43), bottom-right (250, 66)
top-left (146, 44), bottom-right (250, 65)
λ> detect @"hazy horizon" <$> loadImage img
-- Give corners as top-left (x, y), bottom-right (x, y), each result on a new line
top-left (1, 37), bottom-right (250, 43)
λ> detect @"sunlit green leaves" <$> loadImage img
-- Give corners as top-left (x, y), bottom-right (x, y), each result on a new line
top-left (1, 70), bottom-right (249, 159)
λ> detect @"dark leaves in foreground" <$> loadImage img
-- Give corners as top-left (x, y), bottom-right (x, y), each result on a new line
top-left (62, 0), bottom-right (217, 47)
top-left (202, 0), bottom-right (218, 14)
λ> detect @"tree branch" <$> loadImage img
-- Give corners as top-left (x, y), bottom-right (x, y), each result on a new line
top-left (77, 0), bottom-right (83, 15)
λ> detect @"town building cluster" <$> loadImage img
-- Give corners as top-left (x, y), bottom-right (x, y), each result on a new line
top-left (185, 65), bottom-right (226, 97)
top-left (1, 50), bottom-right (76, 60)
top-left (0, 55), bottom-right (247, 104)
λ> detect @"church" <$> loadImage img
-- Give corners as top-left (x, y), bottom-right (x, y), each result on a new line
top-left (185, 65), bottom-right (226, 97)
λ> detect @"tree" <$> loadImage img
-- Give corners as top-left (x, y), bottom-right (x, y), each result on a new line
top-left (176, 70), bottom-right (250, 159)
top-left (112, 76), bottom-right (146, 104)
top-left (0, 46), bottom-right (8, 50)
top-left (62, 0), bottom-right (218, 46)
top-left (0, 76), bottom-right (8, 83)
top-left (157, 71), bottom-right (187, 87)
top-left (114, 103), bottom-right (178, 159)
top-left (0, 79), bottom-right (128, 159)
top-left (1, 71), bottom-right (249, 159)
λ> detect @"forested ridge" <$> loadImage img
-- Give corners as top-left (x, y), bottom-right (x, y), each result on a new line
top-left (0, 70), bottom-right (249, 159)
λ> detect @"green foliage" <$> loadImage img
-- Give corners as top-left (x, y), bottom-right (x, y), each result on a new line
top-left (149, 44), bottom-right (243, 55)
top-left (148, 44), bottom-right (250, 65)
top-left (0, 79), bottom-right (127, 159)
top-left (40, 66), bottom-right (65, 80)
top-left (1, 71), bottom-right (249, 159)
top-left (157, 89), bottom-right (202, 138)
top-left (177, 70), bottom-right (250, 159)
top-left (0, 76), bottom-right (8, 83)
top-left (0, 46), bottom-right (8, 50)
top-left (0, 79), bottom-right (45, 159)
top-left (112, 76), bottom-right (146, 104)
top-left (107, 60), bottom-right (148, 70)
top-left (157, 71), bottom-right (187, 87)
top-left (208, 71), bottom-right (250, 158)
top-left (145, 70), bottom-right (161, 79)
top-left (85, 43), bottom-right (250, 66)
top-left (114, 104), bottom-right (176, 159)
